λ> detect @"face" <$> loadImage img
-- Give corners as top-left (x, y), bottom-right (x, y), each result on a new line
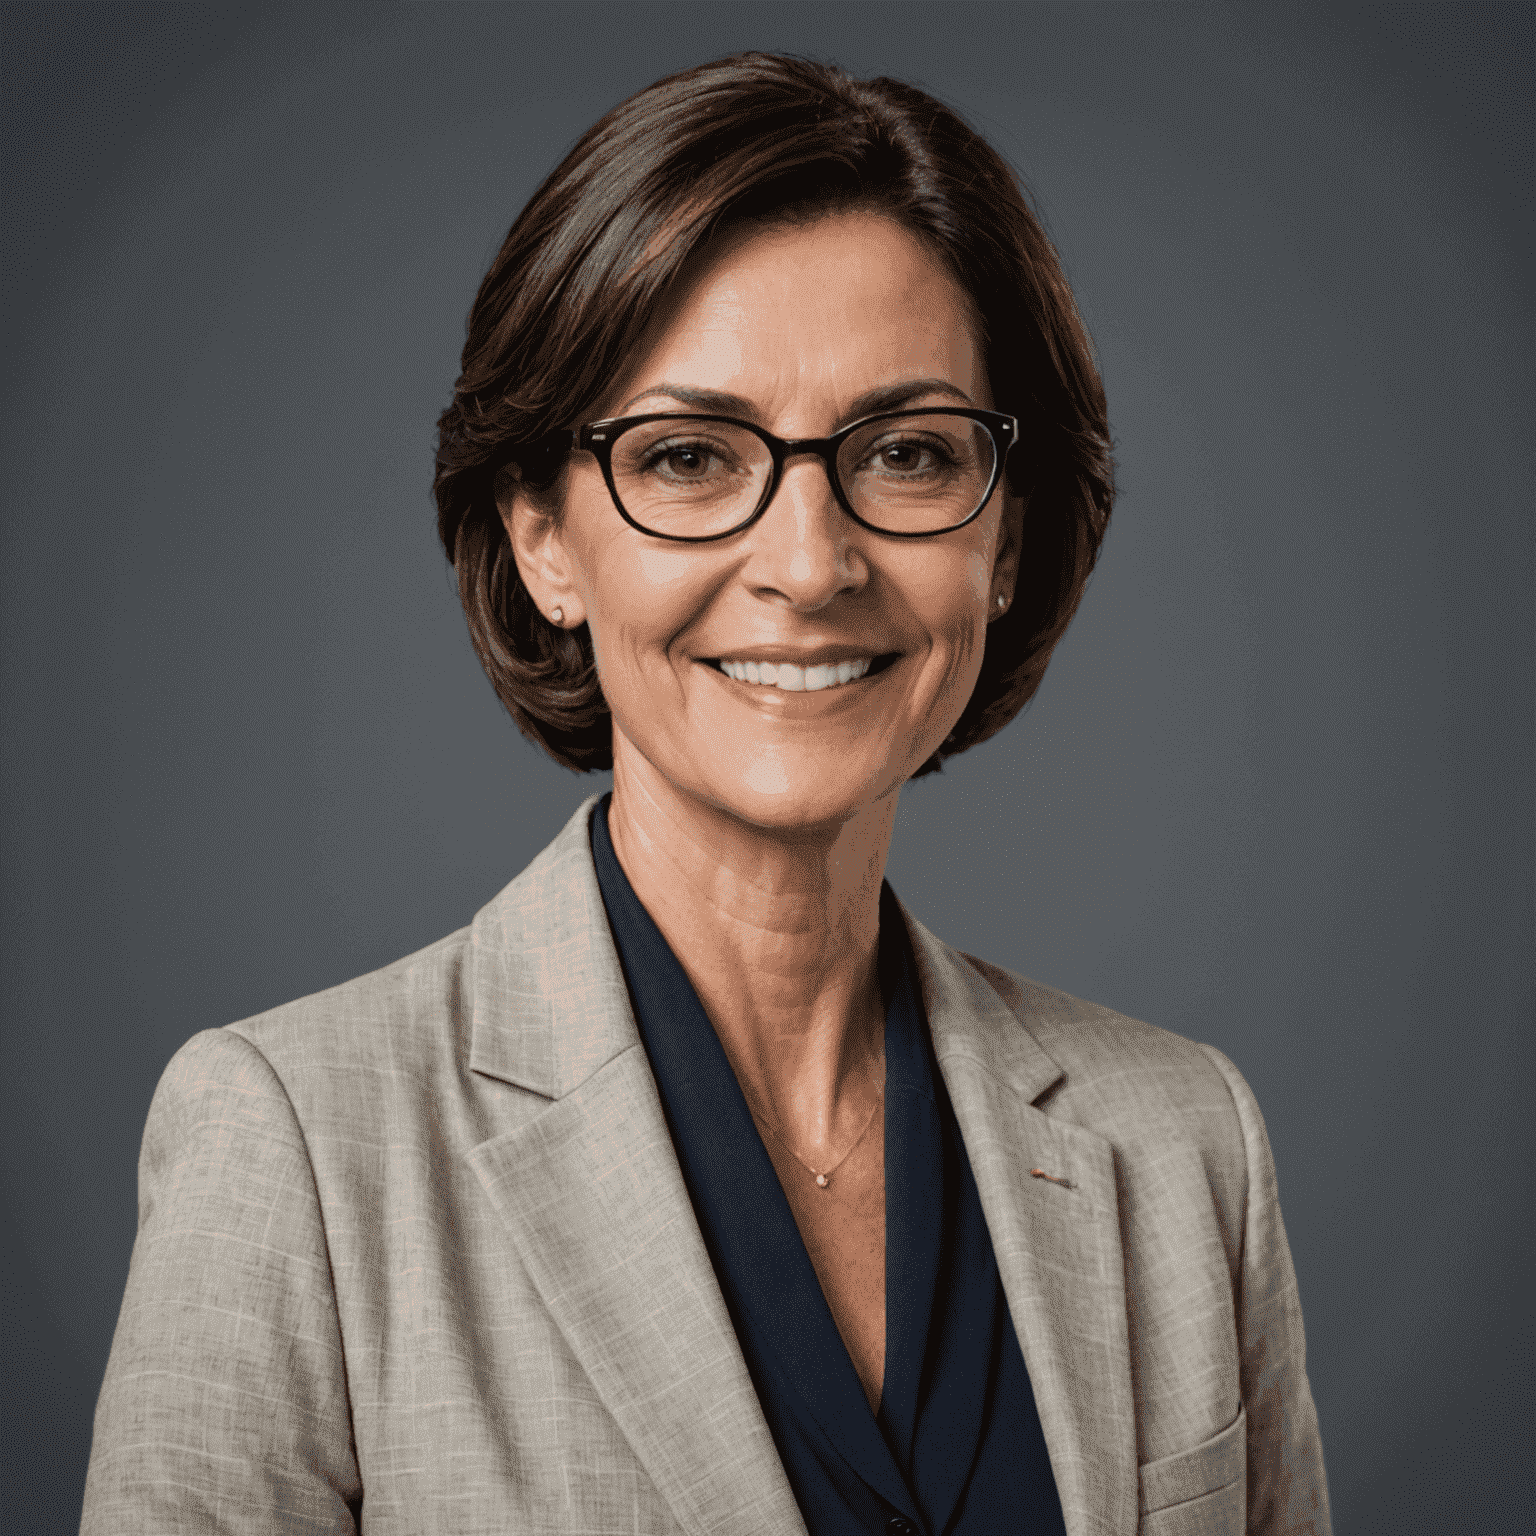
top-left (503, 210), bottom-right (1022, 836)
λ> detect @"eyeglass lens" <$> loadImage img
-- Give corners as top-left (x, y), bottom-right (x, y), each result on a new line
top-left (607, 413), bottom-right (998, 538)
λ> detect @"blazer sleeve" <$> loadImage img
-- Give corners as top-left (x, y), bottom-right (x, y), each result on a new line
top-left (81, 1028), bottom-right (362, 1534)
top-left (1197, 1043), bottom-right (1332, 1536)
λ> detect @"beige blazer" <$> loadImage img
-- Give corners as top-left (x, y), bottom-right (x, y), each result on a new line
top-left (82, 795), bottom-right (1330, 1535)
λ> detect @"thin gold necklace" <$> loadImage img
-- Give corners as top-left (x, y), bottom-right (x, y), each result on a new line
top-left (743, 1086), bottom-right (884, 1190)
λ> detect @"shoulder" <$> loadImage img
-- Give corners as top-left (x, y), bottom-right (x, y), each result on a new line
top-left (151, 925), bottom-right (479, 1153)
top-left (966, 950), bottom-right (1243, 1108)
top-left (225, 926), bottom-right (473, 1076)
top-left (957, 949), bottom-right (1260, 1189)
top-left (153, 795), bottom-right (608, 1148)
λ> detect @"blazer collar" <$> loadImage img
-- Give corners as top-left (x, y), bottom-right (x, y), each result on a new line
top-left (465, 796), bottom-right (1137, 1536)
top-left (904, 904), bottom-right (1139, 1536)
top-left (464, 796), bottom-right (1071, 1109)
top-left (465, 795), bottom-right (808, 1535)
top-left (466, 794), bottom-right (636, 1099)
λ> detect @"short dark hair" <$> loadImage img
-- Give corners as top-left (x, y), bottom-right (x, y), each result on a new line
top-left (434, 52), bottom-right (1114, 776)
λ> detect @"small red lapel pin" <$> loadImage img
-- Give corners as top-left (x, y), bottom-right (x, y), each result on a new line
top-left (1030, 1167), bottom-right (1073, 1188)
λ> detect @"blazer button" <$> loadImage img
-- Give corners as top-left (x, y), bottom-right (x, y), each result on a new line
top-left (885, 1519), bottom-right (920, 1536)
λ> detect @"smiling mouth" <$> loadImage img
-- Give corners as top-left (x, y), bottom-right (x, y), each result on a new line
top-left (708, 654), bottom-right (901, 693)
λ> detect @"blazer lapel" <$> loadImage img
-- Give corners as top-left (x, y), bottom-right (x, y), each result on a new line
top-left (902, 904), bottom-right (1139, 1536)
top-left (464, 796), bottom-right (807, 1536)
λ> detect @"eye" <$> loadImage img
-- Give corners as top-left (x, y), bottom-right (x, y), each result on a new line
top-left (638, 437), bottom-right (739, 484)
top-left (859, 434), bottom-right (959, 477)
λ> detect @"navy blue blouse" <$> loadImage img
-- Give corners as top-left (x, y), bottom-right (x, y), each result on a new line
top-left (590, 797), bottom-right (1066, 1536)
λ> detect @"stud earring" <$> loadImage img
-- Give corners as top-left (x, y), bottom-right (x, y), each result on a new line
top-left (550, 607), bottom-right (563, 624)
top-left (996, 595), bottom-right (1007, 610)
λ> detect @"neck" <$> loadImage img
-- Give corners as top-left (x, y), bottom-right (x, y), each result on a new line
top-left (606, 744), bottom-right (897, 1157)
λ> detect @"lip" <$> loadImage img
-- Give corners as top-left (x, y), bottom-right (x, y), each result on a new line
top-left (701, 652), bottom-right (903, 683)
top-left (699, 650), bottom-right (904, 704)
top-left (698, 644), bottom-right (897, 667)
top-left (704, 660), bottom-right (896, 709)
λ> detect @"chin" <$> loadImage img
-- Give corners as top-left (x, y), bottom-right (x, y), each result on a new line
top-left (693, 754), bottom-right (913, 837)
top-left (615, 715), bottom-right (940, 836)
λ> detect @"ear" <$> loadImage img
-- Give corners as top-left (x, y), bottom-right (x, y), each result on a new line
top-left (496, 468), bottom-right (587, 629)
top-left (989, 484), bottom-right (1027, 620)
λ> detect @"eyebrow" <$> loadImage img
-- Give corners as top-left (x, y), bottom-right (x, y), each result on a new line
top-left (612, 377), bottom-right (975, 424)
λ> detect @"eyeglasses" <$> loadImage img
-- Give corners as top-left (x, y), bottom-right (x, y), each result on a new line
top-left (507, 408), bottom-right (1019, 542)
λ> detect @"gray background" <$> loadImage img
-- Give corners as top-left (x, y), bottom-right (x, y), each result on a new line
top-left (3, 2), bottom-right (1531, 1529)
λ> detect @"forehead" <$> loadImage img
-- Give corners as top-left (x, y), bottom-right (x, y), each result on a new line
top-left (604, 211), bottom-right (987, 418)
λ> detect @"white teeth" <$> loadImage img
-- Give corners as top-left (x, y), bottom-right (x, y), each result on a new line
top-left (717, 657), bottom-right (874, 691)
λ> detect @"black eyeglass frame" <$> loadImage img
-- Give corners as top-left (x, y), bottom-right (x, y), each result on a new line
top-left (504, 407), bottom-right (1020, 543)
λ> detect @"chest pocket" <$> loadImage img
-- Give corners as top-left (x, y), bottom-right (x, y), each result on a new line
top-left (1137, 1404), bottom-right (1246, 1535)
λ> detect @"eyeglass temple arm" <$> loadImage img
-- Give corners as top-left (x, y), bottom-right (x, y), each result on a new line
top-left (494, 428), bottom-right (579, 485)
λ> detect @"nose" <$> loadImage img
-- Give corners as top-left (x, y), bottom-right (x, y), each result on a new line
top-left (740, 451), bottom-right (867, 612)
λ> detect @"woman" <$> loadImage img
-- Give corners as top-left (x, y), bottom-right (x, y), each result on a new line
top-left (82, 52), bottom-right (1330, 1536)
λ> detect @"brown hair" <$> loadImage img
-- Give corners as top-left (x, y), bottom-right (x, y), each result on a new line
top-left (434, 52), bottom-right (1113, 776)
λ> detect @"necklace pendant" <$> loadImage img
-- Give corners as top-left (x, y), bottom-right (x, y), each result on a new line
top-left (815, 1173), bottom-right (829, 1188)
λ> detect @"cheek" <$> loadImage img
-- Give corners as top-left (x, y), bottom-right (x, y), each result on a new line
top-left (963, 546), bottom-right (994, 610)
top-left (924, 546), bottom-right (993, 652)
top-left (883, 554), bottom-right (986, 747)
top-left (927, 548), bottom-right (994, 708)
top-left (582, 542), bottom-right (716, 695)
top-left (633, 545), bottom-right (717, 608)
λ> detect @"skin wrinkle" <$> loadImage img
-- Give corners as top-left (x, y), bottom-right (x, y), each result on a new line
top-left (501, 212), bottom-right (1022, 1413)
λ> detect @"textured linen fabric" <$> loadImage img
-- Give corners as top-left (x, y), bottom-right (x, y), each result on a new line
top-left (589, 793), bottom-right (1066, 1535)
top-left (82, 793), bottom-right (1331, 1535)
